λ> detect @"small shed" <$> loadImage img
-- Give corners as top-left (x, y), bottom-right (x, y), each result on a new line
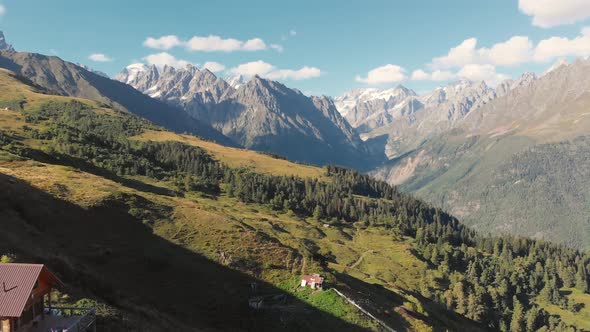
top-left (300, 274), bottom-right (324, 290)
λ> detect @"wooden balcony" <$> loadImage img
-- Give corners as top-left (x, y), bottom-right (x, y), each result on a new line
top-left (27, 307), bottom-right (96, 332)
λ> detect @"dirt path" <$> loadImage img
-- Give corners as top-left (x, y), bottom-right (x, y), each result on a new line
top-left (349, 250), bottom-right (374, 269)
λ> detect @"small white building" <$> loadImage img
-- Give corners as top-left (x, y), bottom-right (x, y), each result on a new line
top-left (300, 274), bottom-right (324, 290)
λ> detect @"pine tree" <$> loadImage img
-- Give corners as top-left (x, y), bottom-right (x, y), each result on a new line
top-left (313, 205), bottom-right (323, 221)
top-left (575, 261), bottom-right (588, 293)
top-left (430, 246), bottom-right (439, 265)
top-left (510, 296), bottom-right (525, 332)
top-left (467, 291), bottom-right (485, 322)
top-left (453, 282), bottom-right (467, 315)
top-left (525, 306), bottom-right (539, 332)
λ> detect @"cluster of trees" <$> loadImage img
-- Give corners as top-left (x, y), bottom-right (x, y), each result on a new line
top-left (416, 235), bottom-right (588, 331)
top-left (4, 100), bottom-right (590, 331)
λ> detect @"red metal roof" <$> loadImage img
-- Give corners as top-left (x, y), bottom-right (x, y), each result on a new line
top-left (0, 263), bottom-right (62, 318)
top-left (302, 274), bottom-right (324, 284)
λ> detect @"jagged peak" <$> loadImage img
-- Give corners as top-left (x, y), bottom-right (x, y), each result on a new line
top-left (542, 59), bottom-right (569, 77)
top-left (0, 31), bottom-right (15, 52)
top-left (199, 68), bottom-right (217, 78)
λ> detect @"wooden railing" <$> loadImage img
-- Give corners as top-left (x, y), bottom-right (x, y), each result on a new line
top-left (47, 307), bottom-right (96, 332)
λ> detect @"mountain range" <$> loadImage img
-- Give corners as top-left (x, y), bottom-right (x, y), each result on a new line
top-left (115, 63), bottom-right (374, 168)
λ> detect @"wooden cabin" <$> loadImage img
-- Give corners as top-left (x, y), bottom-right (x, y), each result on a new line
top-left (300, 274), bottom-right (324, 290)
top-left (0, 263), bottom-right (95, 332)
top-left (0, 263), bottom-right (63, 332)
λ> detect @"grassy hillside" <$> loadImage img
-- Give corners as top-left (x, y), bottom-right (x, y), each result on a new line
top-left (131, 130), bottom-right (325, 179)
top-left (0, 69), bottom-right (588, 331)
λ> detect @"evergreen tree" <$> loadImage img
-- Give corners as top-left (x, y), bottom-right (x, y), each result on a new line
top-left (575, 261), bottom-right (588, 293)
top-left (525, 306), bottom-right (540, 332)
top-left (510, 296), bottom-right (525, 332)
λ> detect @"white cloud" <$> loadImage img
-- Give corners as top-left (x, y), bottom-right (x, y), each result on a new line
top-left (229, 60), bottom-right (275, 76)
top-left (290, 29), bottom-right (297, 36)
top-left (534, 26), bottom-right (590, 61)
top-left (481, 36), bottom-right (534, 66)
top-left (270, 44), bottom-right (284, 52)
top-left (229, 60), bottom-right (321, 80)
top-left (431, 38), bottom-right (479, 69)
top-left (143, 52), bottom-right (192, 68)
top-left (267, 66), bottom-right (321, 80)
top-left (185, 35), bottom-right (242, 52)
top-left (411, 69), bottom-right (456, 81)
top-left (431, 36), bottom-right (534, 69)
top-left (519, 0), bottom-right (590, 28)
top-left (202, 61), bottom-right (225, 72)
top-left (88, 53), bottom-right (113, 62)
top-left (355, 64), bottom-right (406, 85)
top-left (0, 4), bottom-right (6, 16)
top-left (186, 35), bottom-right (267, 52)
top-left (143, 35), bottom-right (183, 50)
top-left (143, 34), bottom-right (273, 52)
top-left (457, 64), bottom-right (509, 86)
top-left (242, 38), bottom-right (267, 51)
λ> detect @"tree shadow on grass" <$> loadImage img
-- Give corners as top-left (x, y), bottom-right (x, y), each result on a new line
top-left (0, 173), bottom-right (371, 331)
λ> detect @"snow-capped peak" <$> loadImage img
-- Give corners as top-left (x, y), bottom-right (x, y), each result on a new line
top-left (115, 63), bottom-right (149, 83)
top-left (226, 74), bottom-right (248, 89)
top-left (334, 85), bottom-right (416, 116)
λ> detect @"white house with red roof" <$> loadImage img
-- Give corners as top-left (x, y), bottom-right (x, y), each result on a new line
top-left (300, 274), bottom-right (324, 290)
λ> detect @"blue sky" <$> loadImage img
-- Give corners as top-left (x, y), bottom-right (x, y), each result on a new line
top-left (1, 0), bottom-right (590, 96)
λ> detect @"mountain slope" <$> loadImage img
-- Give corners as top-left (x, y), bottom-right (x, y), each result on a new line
top-left (0, 50), bottom-right (235, 146)
top-left (372, 59), bottom-right (590, 249)
top-left (0, 67), bottom-right (588, 331)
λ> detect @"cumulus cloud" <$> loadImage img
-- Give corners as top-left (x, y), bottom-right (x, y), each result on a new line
top-left (143, 35), bottom-right (183, 50)
top-left (202, 61), bottom-right (225, 72)
top-left (229, 60), bottom-right (275, 76)
top-left (267, 66), bottom-right (321, 80)
top-left (241, 38), bottom-right (267, 51)
top-left (143, 34), bottom-right (274, 52)
top-left (184, 35), bottom-right (243, 52)
top-left (143, 52), bottom-right (192, 68)
top-left (519, 0), bottom-right (590, 28)
top-left (457, 64), bottom-right (509, 86)
top-left (534, 26), bottom-right (590, 61)
top-left (482, 36), bottom-right (534, 66)
top-left (355, 64), bottom-right (406, 85)
top-left (431, 38), bottom-right (479, 69)
top-left (229, 60), bottom-right (321, 80)
top-left (88, 53), bottom-right (113, 62)
top-left (411, 69), bottom-right (456, 81)
top-left (431, 36), bottom-right (534, 69)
